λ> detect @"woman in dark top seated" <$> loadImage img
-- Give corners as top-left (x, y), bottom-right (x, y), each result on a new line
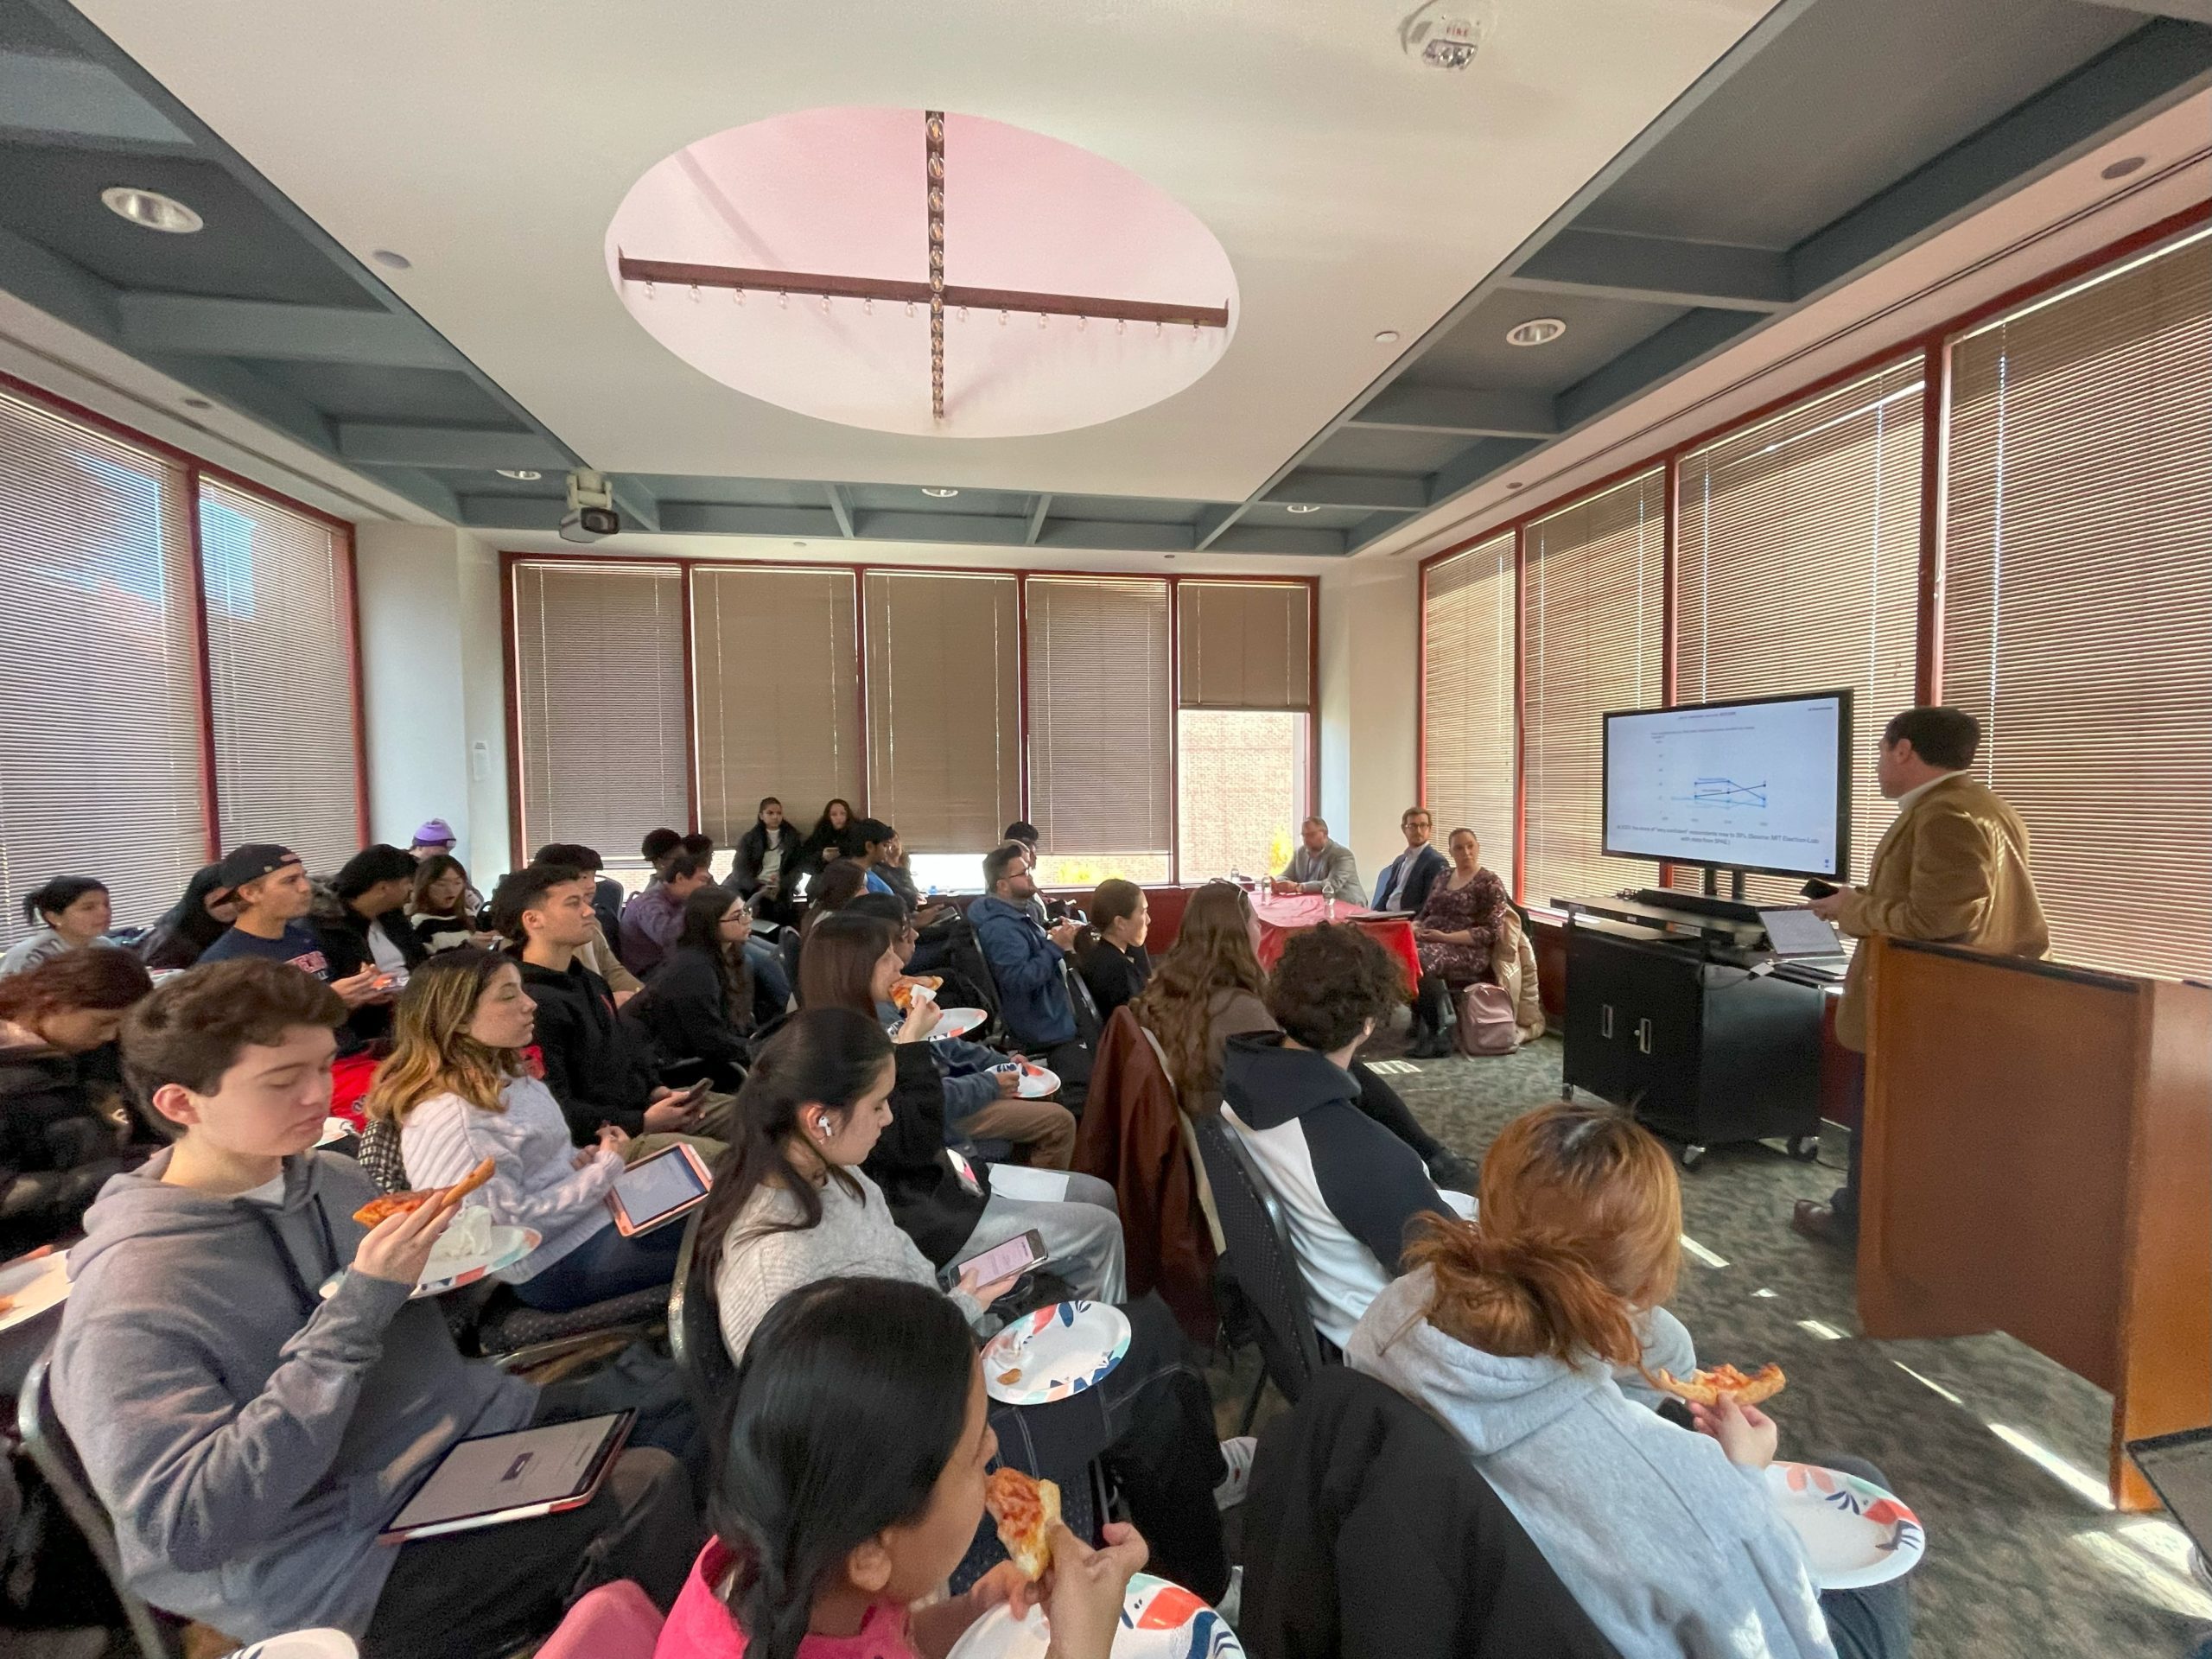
top-left (1077, 879), bottom-right (1151, 1020)
top-left (728, 797), bottom-right (803, 926)
top-left (795, 798), bottom-right (863, 882)
top-left (137, 864), bottom-right (238, 972)
top-left (630, 886), bottom-right (769, 1090)
top-left (0, 949), bottom-right (152, 1252)
top-left (1408, 828), bottom-right (1512, 1058)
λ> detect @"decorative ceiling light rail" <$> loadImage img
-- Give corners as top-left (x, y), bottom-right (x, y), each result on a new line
top-left (618, 110), bottom-right (1229, 424)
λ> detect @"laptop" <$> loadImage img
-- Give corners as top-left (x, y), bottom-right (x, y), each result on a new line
top-left (2128, 1427), bottom-right (2212, 1566)
top-left (1758, 906), bottom-right (1848, 976)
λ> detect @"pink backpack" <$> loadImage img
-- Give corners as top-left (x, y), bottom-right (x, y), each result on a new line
top-left (1454, 982), bottom-right (1521, 1056)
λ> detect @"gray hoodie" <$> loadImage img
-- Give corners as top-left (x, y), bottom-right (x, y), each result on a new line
top-left (53, 1149), bottom-right (537, 1643)
top-left (1349, 1270), bottom-right (1836, 1659)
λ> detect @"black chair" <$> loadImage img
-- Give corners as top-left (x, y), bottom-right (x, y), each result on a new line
top-left (16, 1349), bottom-right (181, 1659)
top-left (667, 1207), bottom-right (734, 1427)
top-left (1190, 1114), bottom-right (1334, 1428)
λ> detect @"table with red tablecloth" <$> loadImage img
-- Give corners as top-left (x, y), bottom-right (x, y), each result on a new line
top-left (1249, 893), bottom-right (1422, 994)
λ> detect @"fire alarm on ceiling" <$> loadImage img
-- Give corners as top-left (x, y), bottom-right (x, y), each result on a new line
top-left (1401, 0), bottom-right (1495, 72)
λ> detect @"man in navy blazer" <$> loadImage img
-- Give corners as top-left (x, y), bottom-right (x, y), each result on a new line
top-left (1370, 806), bottom-right (1450, 916)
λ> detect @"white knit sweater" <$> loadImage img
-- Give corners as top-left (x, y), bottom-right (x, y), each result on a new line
top-left (398, 1074), bottom-right (624, 1282)
top-left (713, 1168), bottom-right (984, 1363)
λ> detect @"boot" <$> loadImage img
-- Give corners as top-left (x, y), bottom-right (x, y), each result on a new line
top-left (1408, 973), bottom-right (1452, 1058)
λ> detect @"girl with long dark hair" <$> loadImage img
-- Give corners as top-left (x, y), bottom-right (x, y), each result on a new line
top-left (658, 1275), bottom-right (1147, 1659)
top-left (728, 797), bottom-right (803, 926)
top-left (407, 853), bottom-right (486, 956)
top-left (366, 949), bottom-right (683, 1309)
top-left (629, 885), bottom-right (765, 1089)
top-left (794, 798), bottom-right (861, 882)
top-left (693, 1009), bottom-right (1240, 1603)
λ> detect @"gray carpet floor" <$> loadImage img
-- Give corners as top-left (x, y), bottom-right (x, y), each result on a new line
top-left (1211, 1027), bottom-right (2212, 1659)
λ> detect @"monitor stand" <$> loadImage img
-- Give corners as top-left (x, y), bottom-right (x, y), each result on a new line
top-left (1700, 866), bottom-right (1748, 903)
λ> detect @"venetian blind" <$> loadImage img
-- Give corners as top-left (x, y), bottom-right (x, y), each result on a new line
top-left (692, 566), bottom-right (862, 844)
top-left (198, 479), bottom-right (361, 871)
top-left (862, 571), bottom-right (1022, 851)
top-left (1944, 229), bottom-right (2212, 981)
top-left (1524, 470), bottom-right (1665, 905)
top-left (1422, 531), bottom-right (1517, 854)
top-left (1674, 360), bottom-right (1924, 900)
top-left (1026, 577), bottom-right (1172, 855)
top-left (513, 561), bottom-right (690, 855)
top-left (1176, 581), bottom-right (1312, 709)
top-left (0, 386), bottom-right (207, 937)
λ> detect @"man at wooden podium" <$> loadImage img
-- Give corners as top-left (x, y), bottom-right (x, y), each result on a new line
top-left (1793, 705), bottom-right (2050, 1243)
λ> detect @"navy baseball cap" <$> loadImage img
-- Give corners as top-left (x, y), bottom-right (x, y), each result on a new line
top-left (214, 843), bottom-right (302, 893)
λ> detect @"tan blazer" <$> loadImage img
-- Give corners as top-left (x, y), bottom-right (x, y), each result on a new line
top-left (1834, 772), bottom-right (2049, 1050)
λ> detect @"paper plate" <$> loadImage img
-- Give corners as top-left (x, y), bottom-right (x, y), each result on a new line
top-left (931, 1007), bottom-right (988, 1040)
top-left (1765, 1461), bottom-right (1926, 1589)
top-left (1439, 1189), bottom-right (1477, 1221)
top-left (319, 1224), bottom-right (539, 1301)
top-left (946, 1573), bottom-right (1243, 1659)
top-left (982, 1300), bottom-right (1132, 1406)
top-left (995, 1062), bottom-right (1061, 1099)
top-left (232, 1630), bottom-right (359, 1659)
top-left (0, 1250), bottom-right (72, 1336)
top-left (315, 1117), bottom-right (356, 1147)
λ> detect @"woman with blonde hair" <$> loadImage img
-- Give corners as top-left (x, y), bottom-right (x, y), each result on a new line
top-left (1133, 881), bottom-right (1474, 1189)
top-left (366, 948), bottom-right (683, 1309)
top-left (1348, 1103), bottom-right (1907, 1659)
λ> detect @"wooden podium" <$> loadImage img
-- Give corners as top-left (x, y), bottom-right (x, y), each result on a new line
top-left (1858, 937), bottom-right (2211, 1509)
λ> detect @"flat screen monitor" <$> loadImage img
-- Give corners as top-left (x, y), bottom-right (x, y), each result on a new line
top-left (1602, 690), bottom-right (1853, 880)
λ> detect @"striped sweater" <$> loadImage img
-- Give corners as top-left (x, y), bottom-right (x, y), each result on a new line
top-left (397, 1074), bottom-right (624, 1282)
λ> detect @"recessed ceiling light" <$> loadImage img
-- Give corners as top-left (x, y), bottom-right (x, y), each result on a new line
top-left (921, 486), bottom-right (959, 498)
top-left (372, 249), bottom-right (412, 270)
top-left (791, 541), bottom-right (807, 549)
top-left (1505, 480), bottom-right (1524, 491)
top-left (1373, 329), bottom-right (1401, 344)
top-left (496, 468), bottom-right (542, 481)
top-left (1286, 503), bottom-right (1323, 514)
top-left (2101, 155), bottom-right (2147, 181)
top-left (181, 397), bottom-right (213, 410)
top-left (1506, 317), bottom-right (1567, 347)
top-left (101, 187), bottom-right (201, 234)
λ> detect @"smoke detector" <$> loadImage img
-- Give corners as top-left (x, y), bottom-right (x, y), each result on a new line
top-left (1400, 1), bottom-right (1496, 72)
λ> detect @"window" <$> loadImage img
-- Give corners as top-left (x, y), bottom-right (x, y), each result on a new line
top-left (1522, 470), bottom-right (1665, 906)
top-left (1673, 361), bottom-right (1924, 901)
top-left (512, 561), bottom-right (690, 856)
top-left (1177, 709), bottom-right (1310, 881)
top-left (692, 565), bottom-right (862, 844)
top-left (1943, 230), bottom-right (2212, 980)
top-left (0, 385), bottom-right (207, 936)
top-left (1176, 581), bottom-right (1313, 881)
top-left (863, 571), bottom-right (1022, 854)
top-left (1422, 531), bottom-right (1516, 856)
top-left (1027, 577), bottom-right (1172, 887)
top-left (199, 479), bottom-right (362, 871)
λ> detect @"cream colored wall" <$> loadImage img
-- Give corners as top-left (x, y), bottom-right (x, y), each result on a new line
top-left (355, 524), bottom-right (511, 881)
top-left (1319, 559), bottom-right (1421, 891)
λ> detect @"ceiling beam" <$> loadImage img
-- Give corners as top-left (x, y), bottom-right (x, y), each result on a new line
top-left (1790, 18), bottom-right (2212, 296)
top-left (457, 494), bottom-right (563, 531)
top-left (1554, 308), bottom-right (1761, 430)
top-left (336, 423), bottom-right (568, 471)
top-left (1502, 227), bottom-right (1791, 313)
top-left (853, 510), bottom-right (1027, 545)
top-left (1263, 472), bottom-right (1429, 512)
top-left (1210, 524), bottom-right (1347, 556)
top-left (353, 465), bottom-right (462, 522)
top-left (137, 353), bottom-right (336, 454)
top-left (1192, 504), bottom-right (1245, 550)
top-left (615, 256), bottom-right (1230, 328)
top-left (118, 293), bottom-right (462, 370)
top-left (0, 51), bottom-right (191, 148)
top-left (1346, 385), bottom-right (1557, 438)
top-left (2082, 2), bottom-right (2212, 23)
top-left (656, 503), bottom-right (843, 537)
top-left (1346, 511), bottom-right (1416, 551)
top-left (1033, 519), bottom-right (1193, 552)
top-left (0, 223), bottom-right (121, 341)
top-left (607, 477), bottom-right (660, 534)
top-left (1424, 436), bottom-right (1548, 505)
top-left (823, 483), bottom-right (855, 537)
top-left (1024, 493), bottom-right (1052, 545)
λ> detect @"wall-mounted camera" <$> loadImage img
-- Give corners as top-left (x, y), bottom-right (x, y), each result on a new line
top-left (561, 470), bottom-right (620, 543)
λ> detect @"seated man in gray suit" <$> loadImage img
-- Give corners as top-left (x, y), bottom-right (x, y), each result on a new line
top-left (1272, 817), bottom-right (1367, 906)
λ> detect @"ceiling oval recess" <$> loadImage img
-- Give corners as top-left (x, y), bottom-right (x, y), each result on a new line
top-left (607, 105), bottom-right (1239, 439)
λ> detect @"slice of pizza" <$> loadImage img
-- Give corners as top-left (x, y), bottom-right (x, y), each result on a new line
top-left (351, 1156), bottom-right (496, 1227)
top-left (1650, 1362), bottom-right (1787, 1408)
top-left (984, 1466), bottom-right (1060, 1581)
